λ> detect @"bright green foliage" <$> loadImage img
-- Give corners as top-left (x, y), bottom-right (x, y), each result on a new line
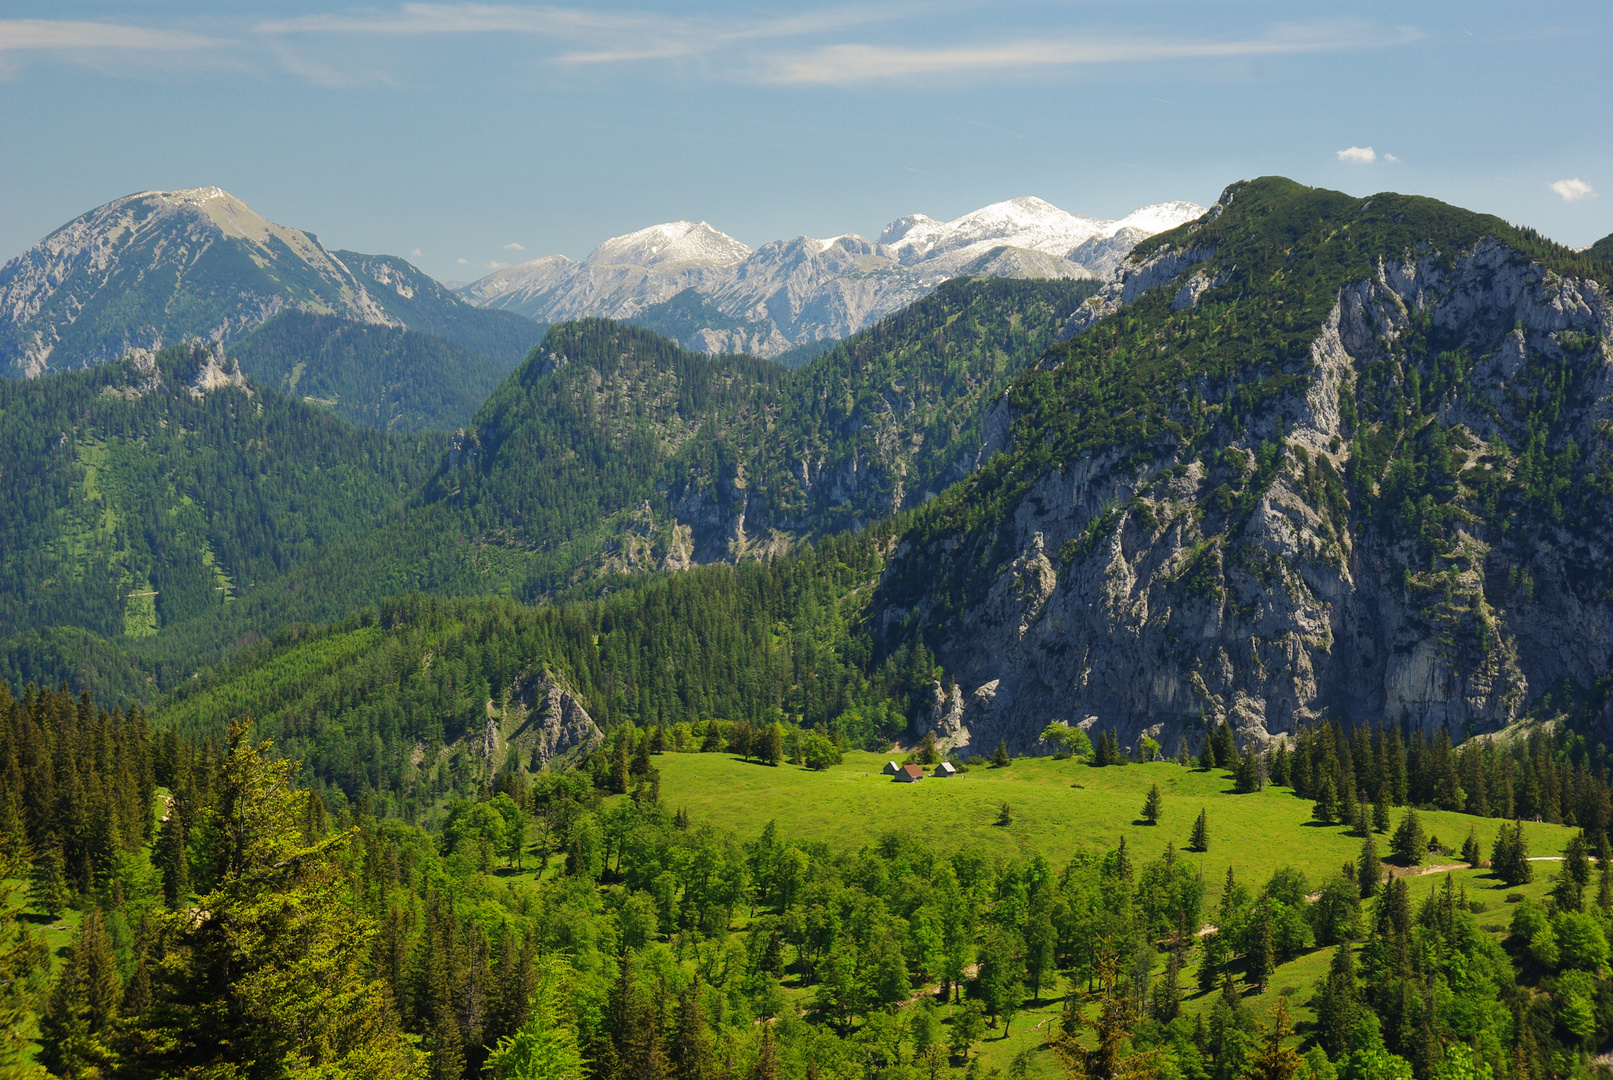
top-left (1039, 721), bottom-right (1091, 758)
top-left (0, 852), bottom-right (49, 1077)
top-left (485, 969), bottom-right (586, 1080)
top-left (117, 723), bottom-right (427, 1079)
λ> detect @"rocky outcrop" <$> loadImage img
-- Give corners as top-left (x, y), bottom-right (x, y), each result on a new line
top-left (493, 671), bottom-right (605, 772)
top-left (891, 207), bottom-right (1613, 758)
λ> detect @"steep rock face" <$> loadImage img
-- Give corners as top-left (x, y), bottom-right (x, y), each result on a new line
top-left (885, 179), bottom-right (1613, 757)
top-left (497, 671), bottom-right (604, 771)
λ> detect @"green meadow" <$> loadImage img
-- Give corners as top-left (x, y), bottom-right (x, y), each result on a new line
top-left (640, 747), bottom-right (1578, 1077)
top-left (649, 748), bottom-right (1576, 888)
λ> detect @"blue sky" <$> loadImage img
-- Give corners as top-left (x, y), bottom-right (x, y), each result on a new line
top-left (1, 1), bottom-right (1609, 283)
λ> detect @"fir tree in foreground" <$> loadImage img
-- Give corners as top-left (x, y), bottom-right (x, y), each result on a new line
top-left (1189, 808), bottom-right (1209, 852)
top-left (116, 722), bottom-right (427, 1079)
top-left (992, 739), bottom-right (1012, 767)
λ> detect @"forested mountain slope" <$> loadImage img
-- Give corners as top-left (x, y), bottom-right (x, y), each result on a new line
top-left (105, 278), bottom-right (1097, 663)
top-left (433, 277), bottom-right (1101, 577)
top-left (874, 176), bottom-right (1613, 754)
top-left (229, 311), bottom-right (538, 432)
top-left (0, 343), bottom-right (441, 644)
top-left (0, 278), bottom-right (1092, 699)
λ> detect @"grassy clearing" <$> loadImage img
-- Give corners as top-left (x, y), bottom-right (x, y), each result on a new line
top-left (649, 748), bottom-right (1576, 886)
top-left (631, 747), bottom-right (1581, 1072)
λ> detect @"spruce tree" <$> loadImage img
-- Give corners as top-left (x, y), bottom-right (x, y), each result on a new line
top-left (1190, 808), bottom-right (1209, 853)
top-left (1390, 808), bottom-right (1426, 865)
top-left (1142, 783), bottom-right (1163, 825)
top-left (631, 729), bottom-right (653, 777)
top-left (1314, 940), bottom-right (1358, 1060)
top-left (1552, 833), bottom-right (1590, 912)
top-left (115, 723), bottom-right (427, 1079)
top-left (1197, 931), bottom-right (1226, 994)
top-left (1198, 731), bottom-right (1217, 770)
top-left (1151, 949), bottom-right (1182, 1023)
top-left (1311, 777), bottom-right (1339, 825)
top-left (29, 837), bottom-right (69, 918)
top-left (39, 908), bottom-right (121, 1078)
top-left (1214, 721), bottom-right (1237, 769)
top-left (699, 722), bottom-right (722, 753)
top-left (992, 739), bottom-right (1011, 768)
top-left (155, 813), bottom-right (189, 909)
top-left (485, 970), bottom-right (586, 1080)
top-left (751, 1022), bottom-right (780, 1080)
top-left (1461, 826), bottom-right (1483, 867)
top-left (1357, 835), bottom-right (1382, 898)
top-left (1177, 740), bottom-right (1193, 767)
top-left (1248, 901), bottom-right (1277, 991)
top-left (1372, 799), bottom-right (1391, 835)
top-left (1249, 999), bottom-right (1302, 1080)
top-left (1095, 731), bottom-right (1113, 767)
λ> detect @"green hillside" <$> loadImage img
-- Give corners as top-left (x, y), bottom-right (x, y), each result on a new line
top-left (0, 343), bottom-right (440, 646)
top-left (81, 277), bottom-right (1095, 666)
top-left (230, 311), bottom-right (534, 431)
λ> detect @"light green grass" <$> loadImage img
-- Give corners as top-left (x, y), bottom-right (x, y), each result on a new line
top-left (649, 749), bottom-right (1577, 887)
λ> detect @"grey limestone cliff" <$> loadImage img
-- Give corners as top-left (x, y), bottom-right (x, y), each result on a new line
top-left (888, 193), bottom-right (1613, 759)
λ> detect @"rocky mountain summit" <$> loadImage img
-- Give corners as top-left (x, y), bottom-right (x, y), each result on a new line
top-left (459, 197), bottom-right (1203, 358)
top-left (0, 187), bottom-right (536, 379)
top-left (877, 177), bottom-right (1613, 757)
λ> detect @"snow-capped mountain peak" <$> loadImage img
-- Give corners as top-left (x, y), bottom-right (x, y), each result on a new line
top-left (583, 220), bottom-right (751, 270)
top-left (1102, 200), bottom-right (1207, 238)
top-left (459, 193), bottom-right (1203, 358)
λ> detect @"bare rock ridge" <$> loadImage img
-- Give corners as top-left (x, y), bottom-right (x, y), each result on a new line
top-left (0, 187), bottom-right (536, 379)
top-left (459, 197), bottom-right (1205, 358)
top-left (882, 179), bottom-right (1613, 759)
top-left (476, 671), bottom-right (604, 774)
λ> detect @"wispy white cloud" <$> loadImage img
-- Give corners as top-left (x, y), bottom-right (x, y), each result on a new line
top-left (1549, 178), bottom-right (1596, 202)
top-left (502, 242), bottom-right (525, 250)
top-left (0, 19), bottom-right (226, 51)
top-left (256, 2), bottom-right (898, 69)
top-left (1337, 146), bottom-right (1377, 163)
top-left (759, 23), bottom-right (1416, 84)
top-left (411, 248), bottom-right (423, 256)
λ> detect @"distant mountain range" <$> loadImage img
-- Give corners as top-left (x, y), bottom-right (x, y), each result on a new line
top-left (0, 188), bottom-right (543, 415)
top-left (457, 197), bottom-right (1204, 357)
